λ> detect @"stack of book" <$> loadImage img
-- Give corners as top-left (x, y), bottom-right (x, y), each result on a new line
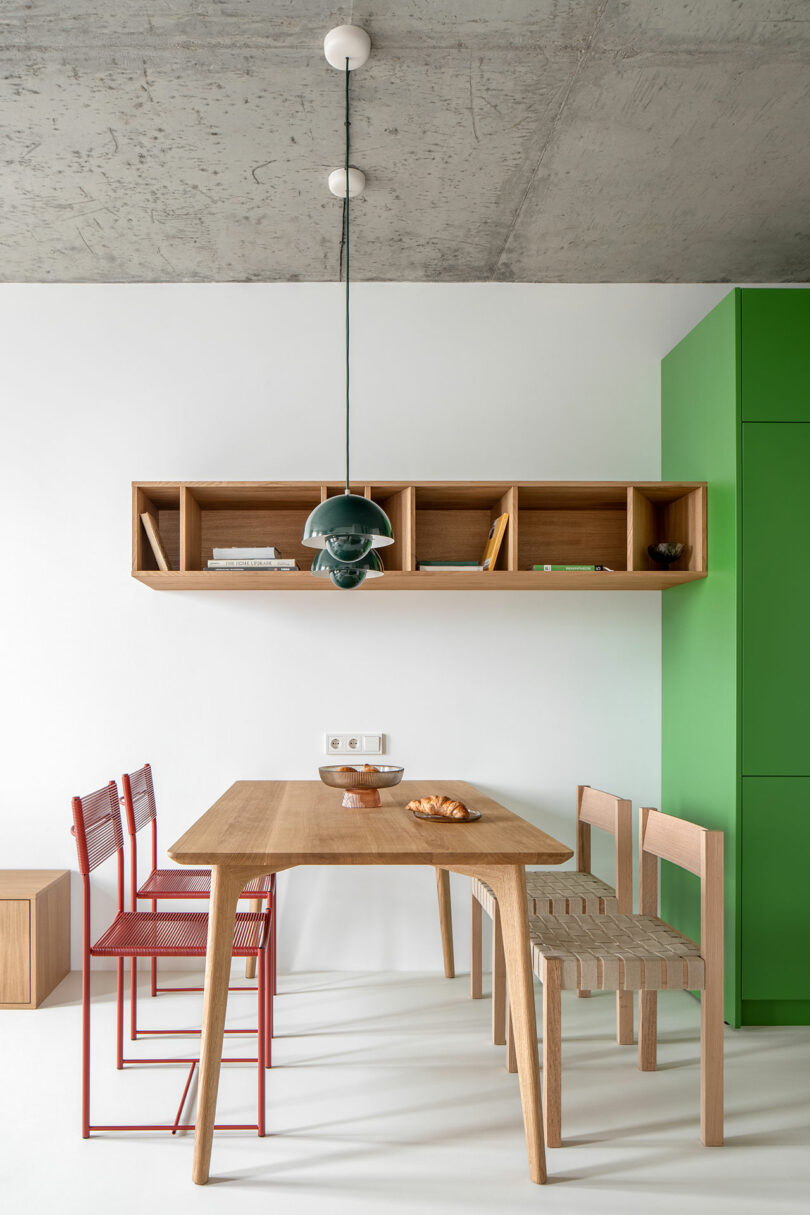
top-left (206, 547), bottom-right (299, 572)
top-left (532, 564), bottom-right (614, 571)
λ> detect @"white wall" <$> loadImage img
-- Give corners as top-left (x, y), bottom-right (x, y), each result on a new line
top-left (0, 283), bottom-right (732, 971)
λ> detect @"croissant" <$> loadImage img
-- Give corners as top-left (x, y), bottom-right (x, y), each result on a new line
top-left (361, 764), bottom-right (380, 773)
top-left (337, 766), bottom-right (357, 773)
top-left (407, 795), bottom-right (472, 820)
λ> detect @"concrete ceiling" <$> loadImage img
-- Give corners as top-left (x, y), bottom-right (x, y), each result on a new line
top-left (2, 1), bottom-right (809, 282)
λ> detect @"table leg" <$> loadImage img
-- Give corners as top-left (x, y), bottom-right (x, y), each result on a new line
top-left (192, 866), bottom-right (247, 1185)
top-left (435, 867), bottom-right (455, 979)
top-left (488, 865), bottom-right (546, 1184)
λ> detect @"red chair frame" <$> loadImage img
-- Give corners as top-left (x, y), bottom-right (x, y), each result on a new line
top-left (121, 763), bottom-right (277, 1048)
top-left (72, 780), bottom-right (270, 1137)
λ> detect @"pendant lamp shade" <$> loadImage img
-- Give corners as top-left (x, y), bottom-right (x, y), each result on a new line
top-left (302, 493), bottom-right (393, 562)
top-left (311, 546), bottom-right (384, 589)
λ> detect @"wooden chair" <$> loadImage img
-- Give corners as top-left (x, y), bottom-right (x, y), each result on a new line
top-left (530, 807), bottom-right (724, 1147)
top-left (471, 786), bottom-right (633, 1052)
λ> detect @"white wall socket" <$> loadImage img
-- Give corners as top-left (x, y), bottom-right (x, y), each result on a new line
top-left (325, 733), bottom-right (384, 756)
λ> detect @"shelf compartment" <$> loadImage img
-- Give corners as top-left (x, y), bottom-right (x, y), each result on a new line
top-left (518, 484), bottom-right (628, 571)
top-left (187, 484), bottom-right (322, 573)
top-left (133, 485), bottom-right (181, 573)
top-left (627, 484), bottom-right (706, 572)
top-left (414, 484), bottom-right (516, 571)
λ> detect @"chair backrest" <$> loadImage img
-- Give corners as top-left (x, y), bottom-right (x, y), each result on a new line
top-left (71, 782), bottom-right (124, 876)
top-left (639, 807), bottom-right (724, 966)
top-left (576, 785), bottom-right (633, 913)
top-left (122, 763), bottom-right (157, 834)
top-left (71, 782), bottom-right (126, 939)
top-left (121, 763), bottom-right (158, 911)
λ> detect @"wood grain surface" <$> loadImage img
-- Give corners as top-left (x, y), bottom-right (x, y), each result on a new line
top-left (168, 781), bottom-right (573, 870)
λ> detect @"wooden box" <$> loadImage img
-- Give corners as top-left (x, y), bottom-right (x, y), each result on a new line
top-left (0, 871), bottom-right (71, 1009)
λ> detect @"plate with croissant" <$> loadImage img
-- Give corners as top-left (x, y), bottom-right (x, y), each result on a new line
top-left (406, 795), bottom-right (481, 823)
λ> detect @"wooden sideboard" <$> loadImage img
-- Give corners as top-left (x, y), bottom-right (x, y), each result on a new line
top-left (0, 871), bottom-right (70, 1009)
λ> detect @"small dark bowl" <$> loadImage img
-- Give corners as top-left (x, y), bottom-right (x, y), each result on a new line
top-left (648, 542), bottom-right (684, 567)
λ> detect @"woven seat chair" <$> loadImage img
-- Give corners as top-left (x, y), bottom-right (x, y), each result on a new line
top-left (72, 780), bottom-right (271, 1137)
top-left (122, 763), bottom-right (277, 1043)
top-left (531, 807), bottom-right (724, 1148)
top-left (471, 785), bottom-right (632, 1052)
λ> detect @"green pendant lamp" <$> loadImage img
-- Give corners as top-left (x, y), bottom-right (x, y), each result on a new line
top-left (302, 25), bottom-right (393, 587)
top-left (311, 547), bottom-right (384, 591)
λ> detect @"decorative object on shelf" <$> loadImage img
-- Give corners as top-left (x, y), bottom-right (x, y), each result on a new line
top-left (140, 512), bottom-right (171, 571)
top-left (481, 513), bottom-right (508, 570)
top-left (319, 763), bottom-right (404, 808)
top-left (407, 795), bottom-right (480, 822)
top-left (302, 26), bottom-right (393, 587)
top-left (647, 541), bottom-right (685, 567)
top-left (311, 547), bottom-right (383, 589)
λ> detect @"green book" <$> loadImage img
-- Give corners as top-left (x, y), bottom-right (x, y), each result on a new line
top-left (532, 564), bottom-right (611, 572)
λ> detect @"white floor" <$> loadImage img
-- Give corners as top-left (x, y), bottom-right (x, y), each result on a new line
top-left (1, 967), bottom-right (808, 1215)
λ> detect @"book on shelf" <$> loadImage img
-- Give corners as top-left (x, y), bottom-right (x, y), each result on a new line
top-left (418, 560), bottom-right (484, 572)
top-left (532, 564), bottom-right (614, 572)
top-left (481, 513), bottom-right (508, 571)
top-left (212, 546), bottom-right (281, 559)
top-left (140, 512), bottom-right (171, 571)
top-left (206, 558), bottom-right (299, 570)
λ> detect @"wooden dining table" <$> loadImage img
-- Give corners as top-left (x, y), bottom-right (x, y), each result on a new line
top-left (168, 779), bottom-right (573, 1185)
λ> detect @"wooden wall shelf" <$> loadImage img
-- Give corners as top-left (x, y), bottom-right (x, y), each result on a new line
top-left (132, 481), bottom-right (707, 592)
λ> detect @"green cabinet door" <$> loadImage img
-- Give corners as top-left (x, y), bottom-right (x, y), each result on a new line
top-left (741, 289), bottom-right (810, 422)
top-left (742, 777), bottom-right (810, 1003)
top-left (742, 423), bottom-right (810, 775)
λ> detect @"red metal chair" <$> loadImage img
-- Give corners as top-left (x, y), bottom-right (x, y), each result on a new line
top-left (72, 780), bottom-right (270, 1138)
top-left (121, 763), bottom-right (277, 1047)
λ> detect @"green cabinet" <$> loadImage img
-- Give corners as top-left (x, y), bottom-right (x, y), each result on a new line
top-left (742, 425), bottom-right (810, 775)
top-left (741, 778), bottom-right (810, 1011)
top-left (662, 287), bottom-right (810, 1027)
top-left (741, 290), bottom-right (810, 422)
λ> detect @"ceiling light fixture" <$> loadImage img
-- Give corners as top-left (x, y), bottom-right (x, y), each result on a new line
top-left (302, 25), bottom-right (393, 587)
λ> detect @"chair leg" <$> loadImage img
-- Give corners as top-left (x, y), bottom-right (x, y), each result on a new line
top-left (617, 990), bottom-right (634, 1045)
top-left (471, 892), bottom-right (483, 999)
top-left (492, 902), bottom-right (506, 1046)
top-left (264, 934), bottom-right (272, 1070)
top-left (151, 897), bottom-right (158, 996)
top-left (577, 990), bottom-right (591, 998)
top-left (245, 898), bottom-right (261, 979)
top-left (506, 999), bottom-right (517, 1073)
top-left (700, 982), bottom-right (724, 1146)
top-left (257, 948), bottom-right (266, 1136)
top-left (82, 954), bottom-right (91, 1138)
top-left (638, 990), bottom-right (657, 1071)
top-left (271, 890), bottom-right (277, 996)
top-left (116, 957), bottom-right (124, 1070)
top-left (435, 867), bottom-right (455, 979)
top-left (130, 955), bottom-right (138, 1040)
top-left (542, 957), bottom-right (562, 1148)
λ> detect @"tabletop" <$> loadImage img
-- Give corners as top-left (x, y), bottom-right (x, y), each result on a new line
top-left (168, 780), bottom-right (573, 869)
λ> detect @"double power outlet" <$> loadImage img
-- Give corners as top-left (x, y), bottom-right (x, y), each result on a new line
top-left (325, 733), bottom-right (384, 756)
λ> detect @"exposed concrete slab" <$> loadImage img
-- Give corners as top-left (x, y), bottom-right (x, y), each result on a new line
top-left (0, 1), bottom-right (808, 281)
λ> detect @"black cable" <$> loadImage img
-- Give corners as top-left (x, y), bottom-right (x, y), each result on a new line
top-left (344, 56), bottom-right (350, 495)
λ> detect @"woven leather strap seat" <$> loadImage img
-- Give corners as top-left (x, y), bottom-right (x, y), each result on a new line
top-left (530, 912), bottom-right (705, 992)
top-left (472, 870), bottom-right (618, 918)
